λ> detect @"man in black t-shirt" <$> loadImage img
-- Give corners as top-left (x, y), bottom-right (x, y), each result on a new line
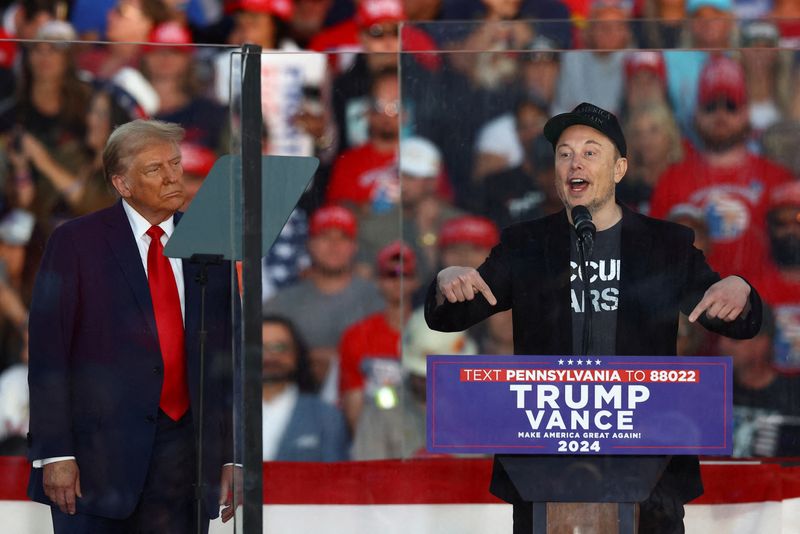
top-left (425, 102), bottom-right (763, 534)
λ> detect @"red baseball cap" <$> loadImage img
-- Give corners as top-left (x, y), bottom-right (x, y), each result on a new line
top-left (309, 206), bottom-right (357, 238)
top-left (439, 216), bottom-right (499, 250)
top-left (624, 51), bottom-right (666, 85)
top-left (180, 143), bottom-right (217, 177)
top-left (144, 22), bottom-right (193, 53)
top-left (769, 182), bottom-right (800, 211)
top-left (376, 240), bottom-right (416, 276)
top-left (225, 0), bottom-right (293, 20)
top-left (698, 56), bottom-right (747, 107)
top-left (356, 0), bottom-right (404, 27)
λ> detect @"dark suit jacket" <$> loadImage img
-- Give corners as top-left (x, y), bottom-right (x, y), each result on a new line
top-left (27, 201), bottom-right (234, 519)
top-left (425, 204), bottom-right (762, 504)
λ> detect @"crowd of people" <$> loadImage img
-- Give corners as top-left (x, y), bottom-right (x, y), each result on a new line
top-left (0, 0), bottom-right (798, 462)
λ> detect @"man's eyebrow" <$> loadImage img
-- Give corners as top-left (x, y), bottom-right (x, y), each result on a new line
top-left (556, 139), bottom-right (604, 150)
top-left (142, 154), bottom-right (181, 167)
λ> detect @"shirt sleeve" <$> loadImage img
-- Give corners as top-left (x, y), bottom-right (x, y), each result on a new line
top-left (32, 456), bottom-right (76, 468)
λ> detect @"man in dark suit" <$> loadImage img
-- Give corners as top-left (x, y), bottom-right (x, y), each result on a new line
top-left (27, 119), bottom-right (236, 533)
top-left (425, 103), bottom-right (762, 534)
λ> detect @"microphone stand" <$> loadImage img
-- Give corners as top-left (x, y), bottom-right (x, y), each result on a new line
top-left (577, 234), bottom-right (593, 357)
top-left (190, 253), bottom-right (223, 534)
top-left (571, 206), bottom-right (595, 357)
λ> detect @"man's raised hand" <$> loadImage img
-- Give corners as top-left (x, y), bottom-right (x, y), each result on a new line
top-left (688, 276), bottom-right (751, 323)
top-left (436, 266), bottom-right (497, 306)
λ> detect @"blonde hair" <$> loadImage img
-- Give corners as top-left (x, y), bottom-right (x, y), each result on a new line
top-left (103, 119), bottom-right (184, 183)
top-left (625, 103), bottom-right (684, 165)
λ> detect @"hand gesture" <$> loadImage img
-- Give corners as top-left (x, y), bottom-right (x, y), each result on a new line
top-left (688, 276), bottom-right (751, 323)
top-left (436, 266), bottom-right (497, 305)
top-left (20, 132), bottom-right (48, 162)
top-left (43, 459), bottom-right (81, 515)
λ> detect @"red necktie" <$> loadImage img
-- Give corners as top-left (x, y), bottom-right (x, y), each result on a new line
top-left (146, 225), bottom-right (189, 421)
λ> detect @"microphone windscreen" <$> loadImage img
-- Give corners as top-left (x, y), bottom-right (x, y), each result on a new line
top-left (571, 205), bottom-right (596, 242)
top-left (571, 205), bottom-right (592, 226)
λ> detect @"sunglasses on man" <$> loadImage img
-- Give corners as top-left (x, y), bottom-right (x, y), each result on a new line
top-left (702, 98), bottom-right (741, 114)
top-left (363, 24), bottom-right (399, 39)
top-left (263, 342), bottom-right (292, 355)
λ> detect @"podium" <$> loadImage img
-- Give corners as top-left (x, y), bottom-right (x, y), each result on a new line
top-left (426, 354), bottom-right (734, 533)
top-left (499, 455), bottom-right (670, 533)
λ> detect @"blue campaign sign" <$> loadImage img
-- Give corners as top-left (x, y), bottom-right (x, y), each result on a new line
top-left (426, 355), bottom-right (732, 455)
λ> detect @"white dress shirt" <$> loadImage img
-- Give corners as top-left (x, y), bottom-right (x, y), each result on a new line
top-left (121, 200), bottom-right (186, 322)
top-left (262, 385), bottom-right (298, 461)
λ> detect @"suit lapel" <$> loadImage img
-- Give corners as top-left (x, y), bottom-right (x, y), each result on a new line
top-left (182, 259), bottom-right (200, 346)
top-left (543, 211), bottom-right (572, 353)
top-left (103, 201), bottom-right (158, 336)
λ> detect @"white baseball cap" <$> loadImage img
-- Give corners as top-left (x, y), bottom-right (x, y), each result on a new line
top-left (399, 136), bottom-right (442, 179)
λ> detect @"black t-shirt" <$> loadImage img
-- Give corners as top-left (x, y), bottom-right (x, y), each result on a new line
top-left (570, 220), bottom-right (622, 356)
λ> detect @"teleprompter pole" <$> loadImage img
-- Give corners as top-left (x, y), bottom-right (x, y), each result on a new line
top-left (240, 43), bottom-right (263, 533)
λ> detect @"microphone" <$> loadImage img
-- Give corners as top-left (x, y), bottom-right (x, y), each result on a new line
top-left (571, 205), bottom-right (596, 244)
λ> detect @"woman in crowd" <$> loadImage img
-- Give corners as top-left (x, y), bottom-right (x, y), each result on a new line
top-left (12, 68), bottom-right (158, 225)
top-left (618, 103), bottom-right (685, 214)
top-left (13, 21), bottom-right (92, 228)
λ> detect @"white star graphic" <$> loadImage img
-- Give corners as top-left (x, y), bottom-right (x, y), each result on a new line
top-left (585, 359), bottom-right (593, 366)
top-left (595, 359), bottom-right (602, 365)
top-left (567, 359), bottom-right (574, 365)
top-left (577, 359), bottom-right (584, 365)
top-left (558, 359), bottom-right (564, 365)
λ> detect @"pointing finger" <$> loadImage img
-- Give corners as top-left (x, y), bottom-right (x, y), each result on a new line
top-left (475, 277), bottom-right (497, 306)
top-left (688, 297), bottom-right (710, 323)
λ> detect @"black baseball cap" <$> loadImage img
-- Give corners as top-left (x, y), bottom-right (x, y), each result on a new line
top-left (543, 102), bottom-right (627, 157)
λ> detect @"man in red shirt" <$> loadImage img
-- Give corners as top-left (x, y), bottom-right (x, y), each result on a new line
top-left (650, 56), bottom-right (793, 281)
top-left (753, 182), bottom-right (800, 370)
top-left (338, 241), bottom-right (418, 430)
top-left (325, 68), bottom-right (399, 213)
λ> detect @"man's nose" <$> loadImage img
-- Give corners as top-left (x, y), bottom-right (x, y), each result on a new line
top-left (163, 164), bottom-right (180, 183)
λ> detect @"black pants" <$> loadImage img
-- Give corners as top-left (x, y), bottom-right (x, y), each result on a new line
top-left (51, 410), bottom-right (209, 534)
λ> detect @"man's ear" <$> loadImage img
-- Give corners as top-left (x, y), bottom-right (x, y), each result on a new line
top-left (614, 157), bottom-right (628, 184)
top-left (111, 175), bottom-right (131, 198)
